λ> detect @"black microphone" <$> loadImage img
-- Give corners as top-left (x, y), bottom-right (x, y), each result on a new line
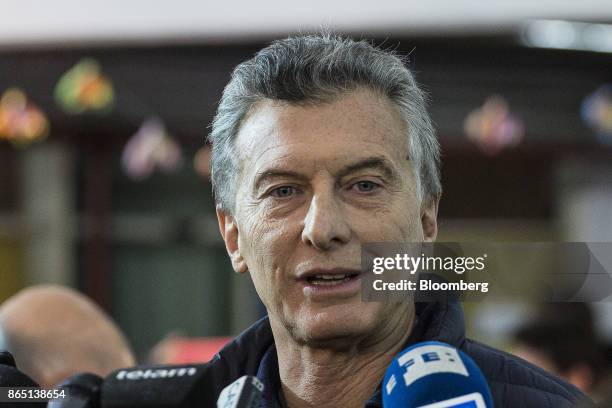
top-left (0, 350), bottom-right (45, 407)
top-left (0, 351), bottom-right (16, 368)
top-left (48, 372), bottom-right (103, 408)
top-left (216, 376), bottom-right (264, 408)
top-left (100, 364), bottom-right (210, 407)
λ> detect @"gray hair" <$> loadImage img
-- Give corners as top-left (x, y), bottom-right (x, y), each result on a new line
top-left (208, 33), bottom-right (441, 214)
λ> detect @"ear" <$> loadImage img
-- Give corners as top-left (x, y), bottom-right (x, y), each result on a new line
top-left (216, 206), bottom-right (248, 274)
top-left (421, 195), bottom-right (440, 242)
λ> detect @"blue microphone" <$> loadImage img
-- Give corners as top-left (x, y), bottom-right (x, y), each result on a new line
top-left (383, 341), bottom-right (493, 408)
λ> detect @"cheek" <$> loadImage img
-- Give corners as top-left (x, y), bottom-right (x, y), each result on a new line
top-left (397, 205), bottom-right (423, 240)
top-left (347, 198), bottom-right (422, 242)
top-left (240, 209), bottom-right (294, 261)
top-left (390, 186), bottom-right (423, 240)
top-left (237, 209), bottom-right (297, 298)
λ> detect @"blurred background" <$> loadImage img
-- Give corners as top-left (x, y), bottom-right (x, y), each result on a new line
top-left (1, 0), bottom-right (612, 397)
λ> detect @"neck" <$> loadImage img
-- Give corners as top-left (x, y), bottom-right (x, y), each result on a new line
top-left (271, 306), bottom-right (415, 408)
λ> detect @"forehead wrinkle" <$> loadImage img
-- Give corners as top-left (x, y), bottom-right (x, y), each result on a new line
top-left (235, 90), bottom-right (413, 198)
top-left (238, 91), bottom-right (408, 160)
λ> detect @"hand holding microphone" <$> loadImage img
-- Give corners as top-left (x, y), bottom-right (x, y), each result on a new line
top-left (383, 341), bottom-right (493, 408)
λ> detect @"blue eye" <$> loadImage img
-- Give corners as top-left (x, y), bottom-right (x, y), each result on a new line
top-left (271, 186), bottom-right (296, 198)
top-left (353, 180), bottom-right (379, 192)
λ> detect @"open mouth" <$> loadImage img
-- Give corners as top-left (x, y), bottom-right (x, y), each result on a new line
top-left (306, 273), bottom-right (360, 286)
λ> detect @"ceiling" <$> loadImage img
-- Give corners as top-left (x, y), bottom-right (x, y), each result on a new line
top-left (2, 0), bottom-right (612, 48)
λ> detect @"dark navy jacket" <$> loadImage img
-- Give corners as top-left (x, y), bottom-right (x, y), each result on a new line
top-left (202, 302), bottom-right (589, 407)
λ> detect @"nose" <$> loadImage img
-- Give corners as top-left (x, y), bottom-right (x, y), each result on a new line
top-left (301, 190), bottom-right (351, 250)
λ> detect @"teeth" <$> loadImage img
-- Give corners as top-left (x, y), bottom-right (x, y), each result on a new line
top-left (314, 274), bottom-right (348, 280)
top-left (308, 274), bottom-right (356, 285)
top-left (310, 278), bottom-right (349, 286)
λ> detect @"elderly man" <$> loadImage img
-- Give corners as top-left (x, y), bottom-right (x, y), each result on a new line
top-left (205, 34), bottom-right (585, 407)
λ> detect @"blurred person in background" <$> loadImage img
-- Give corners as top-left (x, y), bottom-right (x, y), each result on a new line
top-left (512, 303), bottom-right (607, 399)
top-left (0, 284), bottom-right (135, 388)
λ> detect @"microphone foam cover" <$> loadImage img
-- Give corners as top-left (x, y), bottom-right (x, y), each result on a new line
top-left (383, 341), bottom-right (493, 408)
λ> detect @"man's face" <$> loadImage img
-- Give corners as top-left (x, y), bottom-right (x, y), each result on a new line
top-left (218, 88), bottom-right (438, 346)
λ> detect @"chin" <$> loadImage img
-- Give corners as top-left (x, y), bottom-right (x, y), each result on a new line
top-left (293, 304), bottom-right (381, 347)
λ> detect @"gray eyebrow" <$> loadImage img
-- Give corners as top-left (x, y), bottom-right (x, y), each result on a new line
top-left (335, 157), bottom-right (398, 182)
top-left (253, 156), bottom-right (399, 191)
top-left (254, 170), bottom-right (309, 191)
